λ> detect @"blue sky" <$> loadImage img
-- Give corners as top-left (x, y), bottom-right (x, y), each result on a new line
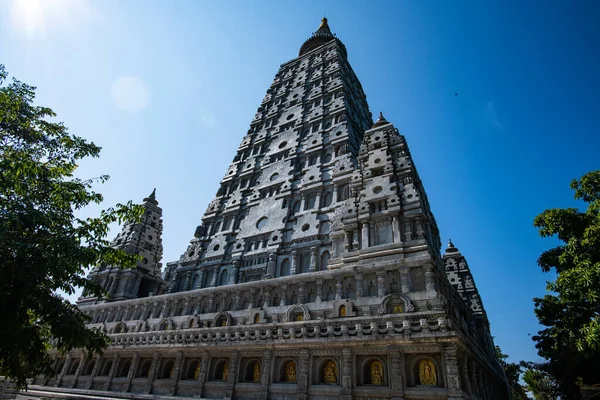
top-left (1, 0), bottom-right (599, 365)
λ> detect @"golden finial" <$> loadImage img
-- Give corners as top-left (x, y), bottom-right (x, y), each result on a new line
top-left (320, 17), bottom-right (329, 29)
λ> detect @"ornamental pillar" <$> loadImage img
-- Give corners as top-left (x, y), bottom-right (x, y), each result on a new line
top-left (341, 348), bottom-right (352, 397)
top-left (86, 355), bottom-right (102, 389)
top-left (400, 268), bottom-right (410, 293)
top-left (290, 251), bottom-right (298, 275)
top-left (376, 270), bottom-right (386, 297)
top-left (170, 351), bottom-right (183, 395)
top-left (195, 269), bottom-right (205, 289)
top-left (392, 216), bottom-right (401, 243)
top-left (355, 274), bottom-right (364, 298)
top-left (309, 246), bottom-right (318, 272)
top-left (182, 271), bottom-right (192, 291)
top-left (210, 267), bottom-right (218, 287)
top-left (55, 353), bottom-right (71, 387)
top-left (145, 352), bottom-right (160, 394)
top-left (424, 264), bottom-right (436, 292)
top-left (388, 346), bottom-right (404, 399)
top-left (361, 223), bottom-right (369, 248)
top-left (261, 350), bottom-right (273, 387)
top-left (232, 259), bottom-right (241, 283)
top-left (103, 353), bottom-right (119, 391)
top-left (194, 352), bottom-right (209, 397)
top-left (316, 280), bottom-right (323, 303)
top-left (265, 254), bottom-right (276, 278)
top-left (444, 344), bottom-right (462, 398)
top-left (125, 353), bottom-right (139, 392)
top-left (336, 277), bottom-right (343, 300)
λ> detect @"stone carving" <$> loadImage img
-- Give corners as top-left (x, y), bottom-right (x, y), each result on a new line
top-left (418, 359), bottom-right (437, 386)
top-left (371, 360), bottom-right (384, 385)
top-left (285, 361), bottom-right (296, 382)
top-left (253, 362), bottom-right (261, 382)
top-left (323, 361), bottom-right (337, 384)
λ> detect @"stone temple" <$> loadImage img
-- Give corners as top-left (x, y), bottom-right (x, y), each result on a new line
top-left (20, 18), bottom-right (510, 400)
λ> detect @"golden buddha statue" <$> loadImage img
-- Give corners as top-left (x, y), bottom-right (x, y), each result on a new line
top-left (253, 362), bottom-right (261, 382)
top-left (371, 361), bottom-right (383, 385)
top-left (285, 361), bottom-right (296, 382)
top-left (254, 313), bottom-right (260, 324)
top-left (222, 362), bottom-right (229, 381)
top-left (193, 363), bottom-right (200, 380)
top-left (418, 359), bottom-right (437, 386)
top-left (393, 304), bottom-right (403, 313)
top-left (339, 305), bottom-right (346, 317)
top-left (323, 361), bottom-right (337, 384)
top-left (295, 313), bottom-right (304, 321)
top-left (220, 318), bottom-right (227, 327)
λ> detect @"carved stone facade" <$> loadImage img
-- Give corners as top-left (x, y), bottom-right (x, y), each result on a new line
top-left (18, 18), bottom-right (509, 400)
top-left (78, 189), bottom-right (168, 304)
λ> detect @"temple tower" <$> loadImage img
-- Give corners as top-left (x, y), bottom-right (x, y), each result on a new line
top-left (27, 19), bottom-right (511, 400)
top-left (78, 189), bottom-right (167, 304)
top-left (164, 17), bottom-right (373, 291)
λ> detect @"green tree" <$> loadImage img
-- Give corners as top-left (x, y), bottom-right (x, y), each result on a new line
top-left (0, 65), bottom-right (142, 386)
top-left (521, 363), bottom-right (561, 400)
top-left (532, 170), bottom-right (600, 398)
top-left (495, 345), bottom-right (528, 400)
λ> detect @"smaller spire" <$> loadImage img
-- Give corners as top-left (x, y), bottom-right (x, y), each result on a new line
top-left (445, 238), bottom-right (459, 253)
top-left (144, 188), bottom-right (158, 205)
top-left (372, 111), bottom-right (390, 128)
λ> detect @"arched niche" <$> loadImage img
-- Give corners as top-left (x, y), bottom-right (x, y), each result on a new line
top-left (219, 269), bottom-right (229, 286)
top-left (211, 359), bottom-right (229, 381)
top-left (82, 360), bottom-right (95, 376)
top-left (137, 359), bottom-right (152, 378)
top-left (112, 322), bottom-right (127, 334)
top-left (283, 304), bottom-right (310, 322)
top-left (359, 357), bottom-right (387, 386)
top-left (313, 358), bottom-right (339, 385)
top-left (183, 359), bottom-right (200, 380)
top-left (117, 359), bottom-right (131, 378)
top-left (320, 250), bottom-right (331, 269)
top-left (100, 360), bottom-right (112, 376)
top-left (68, 361), bottom-right (79, 376)
top-left (212, 311), bottom-right (233, 327)
top-left (242, 359), bottom-right (261, 383)
top-left (408, 356), bottom-right (443, 388)
top-left (378, 293), bottom-right (415, 315)
top-left (275, 358), bottom-right (297, 383)
top-left (159, 359), bottom-right (175, 379)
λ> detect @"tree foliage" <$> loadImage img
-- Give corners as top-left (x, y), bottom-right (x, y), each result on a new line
top-left (532, 170), bottom-right (600, 398)
top-left (0, 65), bottom-right (142, 386)
top-left (495, 345), bottom-right (528, 400)
top-left (520, 362), bottom-right (562, 400)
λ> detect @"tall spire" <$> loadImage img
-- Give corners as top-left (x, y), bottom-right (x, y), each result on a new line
top-left (299, 17), bottom-right (346, 58)
top-left (318, 17), bottom-right (331, 33)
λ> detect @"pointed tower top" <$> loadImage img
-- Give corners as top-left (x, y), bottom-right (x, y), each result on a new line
top-left (319, 17), bottom-right (330, 30)
top-left (144, 188), bottom-right (158, 205)
top-left (372, 112), bottom-right (391, 128)
top-left (299, 17), bottom-right (346, 58)
top-left (445, 238), bottom-right (459, 254)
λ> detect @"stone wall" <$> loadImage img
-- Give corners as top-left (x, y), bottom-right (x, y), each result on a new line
top-left (0, 377), bottom-right (17, 400)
